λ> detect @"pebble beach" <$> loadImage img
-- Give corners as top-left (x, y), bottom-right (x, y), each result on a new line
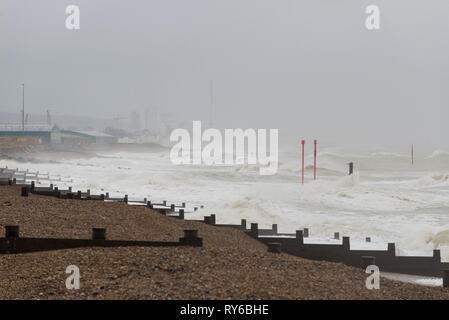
top-left (1, 185), bottom-right (449, 300)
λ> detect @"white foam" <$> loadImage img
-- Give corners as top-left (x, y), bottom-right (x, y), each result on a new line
top-left (2, 146), bottom-right (449, 260)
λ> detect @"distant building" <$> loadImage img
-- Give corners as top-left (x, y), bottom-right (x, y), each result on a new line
top-left (0, 124), bottom-right (61, 144)
top-left (0, 124), bottom-right (117, 148)
top-left (60, 130), bottom-right (118, 145)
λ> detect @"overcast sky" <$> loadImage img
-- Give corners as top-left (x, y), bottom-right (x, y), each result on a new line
top-left (0, 0), bottom-right (448, 148)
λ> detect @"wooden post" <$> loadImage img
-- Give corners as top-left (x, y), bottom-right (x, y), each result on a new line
top-left (303, 228), bottom-right (309, 238)
top-left (21, 186), bottom-right (29, 197)
top-left (361, 256), bottom-right (376, 269)
top-left (296, 230), bottom-right (304, 245)
top-left (5, 226), bottom-right (19, 238)
top-left (250, 223), bottom-right (258, 237)
top-left (443, 270), bottom-right (449, 288)
top-left (92, 228), bottom-right (106, 240)
top-left (267, 243), bottom-right (281, 253)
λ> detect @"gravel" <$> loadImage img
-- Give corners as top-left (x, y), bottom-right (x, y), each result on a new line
top-left (1, 185), bottom-right (449, 300)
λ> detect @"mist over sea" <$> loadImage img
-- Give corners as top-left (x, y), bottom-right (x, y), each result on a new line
top-left (2, 144), bottom-right (449, 260)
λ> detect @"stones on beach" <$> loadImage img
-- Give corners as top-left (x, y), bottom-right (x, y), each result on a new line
top-left (1, 185), bottom-right (449, 299)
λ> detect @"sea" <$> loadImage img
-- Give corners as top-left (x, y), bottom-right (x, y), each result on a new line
top-left (2, 143), bottom-right (449, 261)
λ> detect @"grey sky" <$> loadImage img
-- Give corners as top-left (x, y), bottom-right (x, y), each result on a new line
top-left (0, 0), bottom-right (448, 147)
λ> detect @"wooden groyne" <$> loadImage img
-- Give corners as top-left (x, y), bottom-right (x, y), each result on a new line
top-left (1, 166), bottom-right (448, 282)
top-left (0, 226), bottom-right (202, 254)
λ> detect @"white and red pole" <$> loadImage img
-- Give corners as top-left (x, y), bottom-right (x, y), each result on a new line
top-left (313, 139), bottom-right (317, 180)
top-left (301, 140), bottom-right (305, 184)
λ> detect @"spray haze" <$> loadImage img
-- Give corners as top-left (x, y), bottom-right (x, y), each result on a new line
top-left (0, 0), bottom-right (448, 148)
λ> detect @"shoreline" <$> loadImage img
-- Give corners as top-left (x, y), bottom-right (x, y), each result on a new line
top-left (0, 184), bottom-right (449, 299)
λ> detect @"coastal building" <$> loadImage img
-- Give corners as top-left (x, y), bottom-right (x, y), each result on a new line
top-left (0, 124), bottom-right (61, 145)
top-left (0, 125), bottom-right (117, 148)
top-left (60, 130), bottom-right (118, 145)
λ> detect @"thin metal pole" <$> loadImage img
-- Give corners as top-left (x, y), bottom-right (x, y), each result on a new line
top-left (22, 83), bottom-right (25, 133)
top-left (313, 139), bottom-right (317, 180)
top-left (301, 140), bottom-right (305, 184)
top-left (411, 144), bottom-right (414, 165)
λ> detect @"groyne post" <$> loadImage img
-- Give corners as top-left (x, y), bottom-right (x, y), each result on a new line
top-left (348, 162), bottom-right (354, 175)
top-left (180, 230), bottom-right (202, 247)
top-left (303, 228), bottom-right (309, 238)
top-left (443, 270), bottom-right (449, 288)
top-left (433, 249), bottom-right (441, 262)
top-left (21, 186), bottom-right (29, 197)
top-left (92, 228), bottom-right (106, 240)
top-left (250, 223), bottom-right (258, 237)
top-left (267, 242), bottom-right (281, 253)
top-left (5, 226), bottom-right (19, 238)
top-left (296, 230), bottom-right (304, 245)
top-left (342, 237), bottom-right (350, 250)
top-left (387, 243), bottom-right (396, 255)
top-left (361, 256), bottom-right (376, 269)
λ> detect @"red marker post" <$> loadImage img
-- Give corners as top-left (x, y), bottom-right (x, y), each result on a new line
top-left (313, 140), bottom-right (317, 180)
top-left (301, 140), bottom-right (305, 184)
